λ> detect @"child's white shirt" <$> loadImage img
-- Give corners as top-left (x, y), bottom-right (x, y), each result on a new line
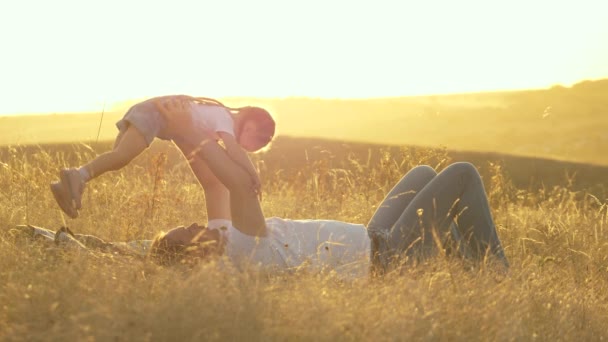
top-left (188, 103), bottom-right (235, 138)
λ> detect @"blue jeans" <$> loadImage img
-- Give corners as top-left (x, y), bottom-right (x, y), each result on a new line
top-left (367, 163), bottom-right (509, 273)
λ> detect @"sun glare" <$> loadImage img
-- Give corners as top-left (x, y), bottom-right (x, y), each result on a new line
top-left (0, 0), bottom-right (606, 114)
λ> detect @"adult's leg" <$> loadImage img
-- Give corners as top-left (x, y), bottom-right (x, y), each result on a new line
top-left (367, 165), bottom-right (437, 232)
top-left (386, 162), bottom-right (508, 267)
top-left (367, 165), bottom-right (437, 274)
top-left (174, 140), bottom-right (232, 223)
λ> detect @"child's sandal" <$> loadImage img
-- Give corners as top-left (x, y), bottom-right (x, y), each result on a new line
top-left (50, 180), bottom-right (78, 219)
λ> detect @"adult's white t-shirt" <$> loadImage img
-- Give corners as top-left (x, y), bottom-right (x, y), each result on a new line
top-left (224, 217), bottom-right (371, 280)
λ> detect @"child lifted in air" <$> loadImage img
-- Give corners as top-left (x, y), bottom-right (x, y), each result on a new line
top-left (51, 95), bottom-right (275, 218)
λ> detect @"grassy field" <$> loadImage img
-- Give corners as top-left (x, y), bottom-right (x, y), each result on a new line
top-left (1, 135), bottom-right (607, 340)
top-left (2, 79), bottom-right (608, 166)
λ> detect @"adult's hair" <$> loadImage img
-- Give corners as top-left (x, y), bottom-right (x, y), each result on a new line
top-left (148, 231), bottom-right (189, 266)
top-left (147, 227), bottom-right (223, 266)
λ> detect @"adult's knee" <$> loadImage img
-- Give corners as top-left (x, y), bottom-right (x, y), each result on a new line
top-left (407, 165), bottom-right (437, 180)
top-left (444, 162), bottom-right (480, 181)
top-left (449, 162), bottom-right (477, 173)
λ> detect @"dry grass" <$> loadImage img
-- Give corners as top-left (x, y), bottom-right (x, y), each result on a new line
top-left (1, 138), bottom-right (607, 341)
top-left (2, 79), bottom-right (608, 166)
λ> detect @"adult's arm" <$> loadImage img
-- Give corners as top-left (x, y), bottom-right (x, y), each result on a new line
top-left (173, 139), bottom-right (231, 222)
top-left (217, 131), bottom-right (262, 197)
top-left (156, 98), bottom-right (267, 236)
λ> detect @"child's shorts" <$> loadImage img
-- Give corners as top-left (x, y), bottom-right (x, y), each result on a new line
top-left (115, 98), bottom-right (170, 146)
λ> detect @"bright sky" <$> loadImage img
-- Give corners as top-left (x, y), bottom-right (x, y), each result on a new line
top-left (1, 0), bottom-right (607, 114)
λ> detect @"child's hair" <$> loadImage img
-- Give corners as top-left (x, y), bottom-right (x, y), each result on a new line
top-left (234, 106), bottom-right (275, 143)
top-left (193, 97), bottom-right (276, 146)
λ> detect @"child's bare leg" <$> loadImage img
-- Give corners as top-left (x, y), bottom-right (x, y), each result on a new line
top-left (82, 125), bottom-right (148, 180)
top-left (55, 125), bottom-right (148, 215)
top-left (112, 129), bottom-right (126, 150)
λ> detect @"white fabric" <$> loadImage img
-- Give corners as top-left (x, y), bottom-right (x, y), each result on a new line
top-left (78, 167), bottom-right (90, 182)
top-left (189, 104), bottom-right (235, 137)
top-left (207, 219), bottom-right (232, 230)
top-left (207, 219), bottom-right (231, 239)
top-left (225, 217), bottom-right (371, 279)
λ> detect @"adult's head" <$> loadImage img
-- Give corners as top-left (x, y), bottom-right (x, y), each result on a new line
top-left (148, 223), bottom-right (224, 265)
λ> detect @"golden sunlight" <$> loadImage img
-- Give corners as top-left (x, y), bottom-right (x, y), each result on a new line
top-left (0, 0), bottom-right (607, 114)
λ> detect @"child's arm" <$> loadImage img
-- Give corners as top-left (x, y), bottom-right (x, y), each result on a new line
top-left (217, 132), bottom-right (262, 198)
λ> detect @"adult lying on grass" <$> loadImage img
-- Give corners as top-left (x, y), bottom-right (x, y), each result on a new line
top-left (16, 155), bottom-right (509, 278)
top-left (146, 98), bottom-right (510, 277)
top-left (11, 224), bottom-right (153, 256)
top-left (19, 99), bottom-right (509, 277)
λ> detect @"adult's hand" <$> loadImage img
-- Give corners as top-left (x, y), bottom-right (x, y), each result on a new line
top-left (153, 97), bottom-right (195, 136)
top-left (154, 96), bottom-right (220, 146)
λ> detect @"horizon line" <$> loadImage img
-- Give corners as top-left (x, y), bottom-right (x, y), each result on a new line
top-left (1, 78), bottom-right (606, 116)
